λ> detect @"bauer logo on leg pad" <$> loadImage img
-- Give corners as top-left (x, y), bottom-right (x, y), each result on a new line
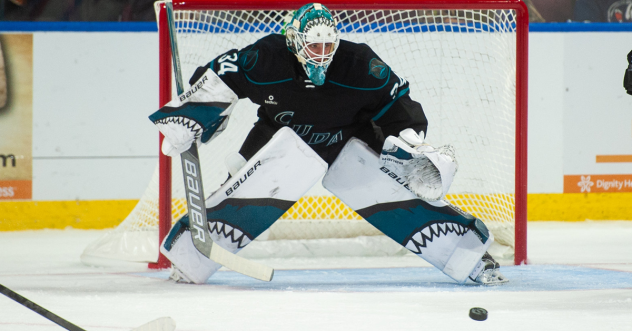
top-left (203, 127), bottom-right (327, 242)
top-left (225, 160), bottom-right (262, 196)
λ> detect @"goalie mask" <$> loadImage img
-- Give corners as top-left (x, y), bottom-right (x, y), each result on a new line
top-left (285, 3), bottom-right (340, 86)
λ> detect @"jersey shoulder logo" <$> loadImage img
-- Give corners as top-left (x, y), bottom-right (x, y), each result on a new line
top-left (369, 58), bottom-right (389, 79)
top-left (238, 50), bottom-right (258, 72)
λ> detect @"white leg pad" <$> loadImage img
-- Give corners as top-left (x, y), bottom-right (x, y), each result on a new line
top-left (160, 127), bottom-right (328, 283)
top-left (443, 230), bottom-right (494, 283)
top-left (324, 138), bottom-right (492, 283)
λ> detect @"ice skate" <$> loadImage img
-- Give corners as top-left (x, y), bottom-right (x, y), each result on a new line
top-left (469, 252), bottom-right (509, 285)
top-left (168, 266), bottom-right (194, 284)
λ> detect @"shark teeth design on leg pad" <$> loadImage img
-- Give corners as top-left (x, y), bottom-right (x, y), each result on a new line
top-left (403, 221), bottom-right (469, 255)
top-left (208, 220), bottom-right (253, 250)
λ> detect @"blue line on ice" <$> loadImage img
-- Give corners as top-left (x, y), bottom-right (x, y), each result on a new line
top-left (135, 265), bottom-right (632, 292)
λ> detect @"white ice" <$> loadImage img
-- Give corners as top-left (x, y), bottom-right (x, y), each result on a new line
top-left (1, 221), bottom-right (631, 331)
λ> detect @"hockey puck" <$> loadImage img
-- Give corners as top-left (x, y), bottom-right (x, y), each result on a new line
top-left (469, 307), bottom-right (488, 321)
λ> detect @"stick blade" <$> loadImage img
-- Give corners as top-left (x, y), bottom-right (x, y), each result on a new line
top-left (131, 317), bottom-right (176, 331)
top-left (210, 243), bottom-right (274, 282)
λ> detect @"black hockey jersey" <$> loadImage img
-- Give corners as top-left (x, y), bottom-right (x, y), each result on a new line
top-left (191, 34), bottom-right (427, 164)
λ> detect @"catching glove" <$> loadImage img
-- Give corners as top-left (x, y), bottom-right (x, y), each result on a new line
top-left (380, 128), bottom-right (458, 201)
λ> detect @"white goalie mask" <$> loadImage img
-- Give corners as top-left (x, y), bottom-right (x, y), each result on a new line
top-left (285, 3), bottom-right (340, 86)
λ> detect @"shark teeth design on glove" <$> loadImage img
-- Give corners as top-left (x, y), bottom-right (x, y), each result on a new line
top-left (403, 221), bottom-right (469, 254)
top-left (154, 116), bottom-right (203, 137)
top-left (208, 220), bottom-right (253, 249)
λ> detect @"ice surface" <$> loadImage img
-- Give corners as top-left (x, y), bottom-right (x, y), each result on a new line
top-left (0, 221), bottom-right (631, 331)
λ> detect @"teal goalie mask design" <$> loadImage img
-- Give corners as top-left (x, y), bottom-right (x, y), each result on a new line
top-left (285, 3), bottom-right (340, 86)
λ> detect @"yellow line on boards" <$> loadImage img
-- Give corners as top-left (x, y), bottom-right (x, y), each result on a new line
top-left (528, 192), bottom-right (632, 221)
top-left (0, 193), bottom-right (631, 231)
top-left (0, 200), bottom-right (138, 231)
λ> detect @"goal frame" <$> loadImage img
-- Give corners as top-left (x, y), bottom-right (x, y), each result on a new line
top-left (152, 0), bottom-right (528, 269)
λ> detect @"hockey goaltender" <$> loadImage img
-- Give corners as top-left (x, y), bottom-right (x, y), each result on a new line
top-left (149, 3), bottom-right (508, 286)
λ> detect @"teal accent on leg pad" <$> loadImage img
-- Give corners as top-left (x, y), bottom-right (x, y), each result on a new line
top-left (163, 216), bottom-right (190, 251)
top-left (470, 218), bottom-right (490, 244)
top-left (206, 198), bottom-right (295, 240)
top-left (357, 199), bottom-right (475, 245)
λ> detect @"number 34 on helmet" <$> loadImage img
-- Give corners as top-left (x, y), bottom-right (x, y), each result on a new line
top-left (285, 3), bottom-right (340, 86)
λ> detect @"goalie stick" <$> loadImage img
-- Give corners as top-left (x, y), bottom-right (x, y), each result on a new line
top-left (0, 283), bottom-right (176, 331)
top-left (163, 0), bottom-right (274, 282)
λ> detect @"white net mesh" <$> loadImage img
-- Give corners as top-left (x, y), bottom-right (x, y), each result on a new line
top-left (81, 6), bottom-right (518, 265)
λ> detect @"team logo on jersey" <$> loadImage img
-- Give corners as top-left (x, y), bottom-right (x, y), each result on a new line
top-left (369, 58), bottom-right (389, 79)
top-left (275, 111), bottom-right (293, 124)
top-left (265, 95), bottom-right (278, 105)
top-left (238, 50), bottom-right (258, 72)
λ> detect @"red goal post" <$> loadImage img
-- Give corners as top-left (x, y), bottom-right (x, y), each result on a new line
top-left (153, 0), bottom-right (528, 268)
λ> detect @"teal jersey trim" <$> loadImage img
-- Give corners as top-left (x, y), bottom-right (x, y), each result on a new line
top-left (244, 74), bottom-right (293, 85)
top-left (372, 87), bottom-right (409, 121)
top-left (328, 70), bottom-right (391, 91)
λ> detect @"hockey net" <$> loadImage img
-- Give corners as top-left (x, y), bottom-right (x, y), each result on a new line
top-left (81, 0), bottom-right (527, 268)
